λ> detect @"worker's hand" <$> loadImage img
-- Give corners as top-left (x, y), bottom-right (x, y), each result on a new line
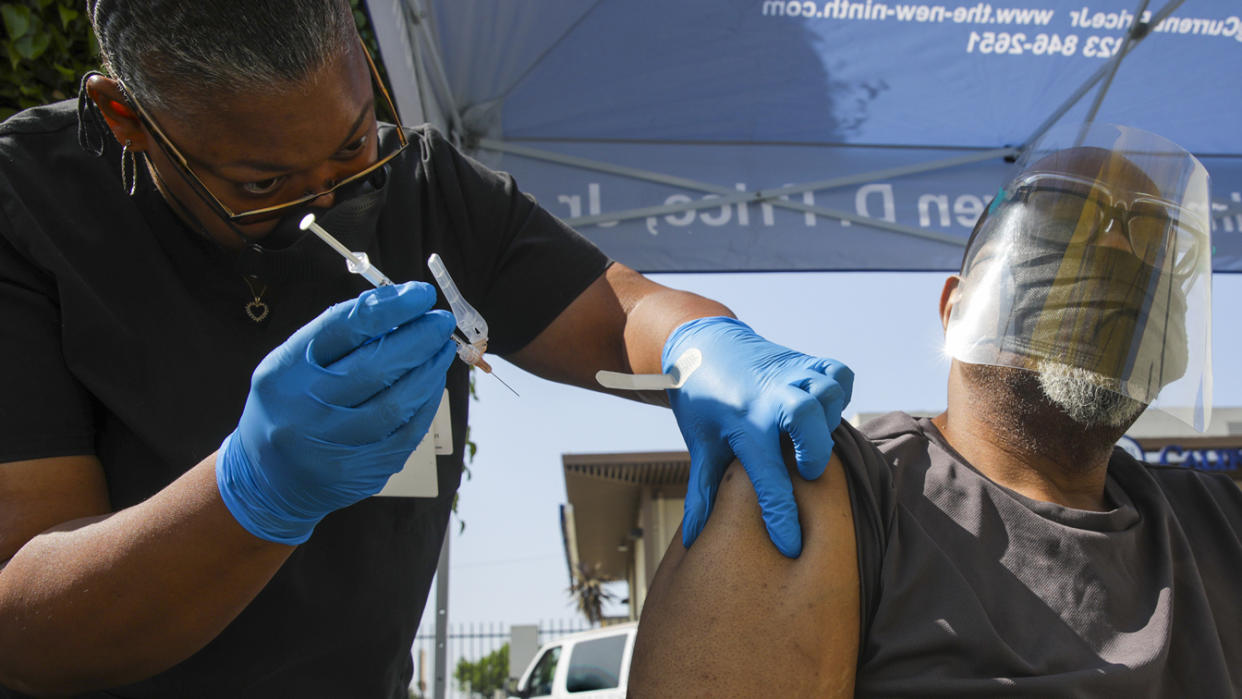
top-left (663, 317), bottom-right (853, 558)
top-left (217, 282), bottom-right (457, 544)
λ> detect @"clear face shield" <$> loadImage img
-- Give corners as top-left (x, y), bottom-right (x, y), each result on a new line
top-left (944, 123), bottom-right (1213, 430)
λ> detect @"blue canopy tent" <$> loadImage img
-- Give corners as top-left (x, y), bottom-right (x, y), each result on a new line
top-left (364, 0), bottom-right (1242, 273)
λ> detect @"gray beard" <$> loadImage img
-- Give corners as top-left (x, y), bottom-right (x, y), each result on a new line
top-left (1037, 364), bottom-right (1147, 429)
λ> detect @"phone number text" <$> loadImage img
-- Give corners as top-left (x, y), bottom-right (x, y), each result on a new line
top-left (966, 32), bottom-right (1126, 57)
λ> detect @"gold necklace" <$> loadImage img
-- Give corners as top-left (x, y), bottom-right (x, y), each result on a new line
top-left (241, 275), bottom-right (269, 323)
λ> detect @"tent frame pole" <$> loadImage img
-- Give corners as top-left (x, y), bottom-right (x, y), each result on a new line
top-left (1078, 0), bottom-right (1151, 138)
top-left (1022, 0), bottom-right (1184, 150)
top-left (405, 0), bottom-right (466, 145)
top-left (406, 0), bottom-right (1224, 255)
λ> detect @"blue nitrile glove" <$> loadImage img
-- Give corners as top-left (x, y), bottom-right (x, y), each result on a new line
top-left (663, 316), bottom-right (854, 558)
top-left (217, 282), bottom-right (457, 544)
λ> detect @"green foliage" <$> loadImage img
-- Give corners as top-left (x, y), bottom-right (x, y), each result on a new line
top-left (451, 367), bottom-right (482, 535)
top-left (0, 0), bottom-right (98, 120)
top-left (350, 0), bottom-right (384, 73)
top-left (0, 1), bottom-right (389, 121)
top-left (350, 0), bottom-right (395, 123)
top-left (454, 642), bottom-right (510, 698)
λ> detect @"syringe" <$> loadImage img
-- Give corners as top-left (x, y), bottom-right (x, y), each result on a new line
top-left (300, 213), bottom-right (518, 395)
top-left (299, 213), bottom-right (394, 288)
top-left (427, 253), bottom-right (487, 350)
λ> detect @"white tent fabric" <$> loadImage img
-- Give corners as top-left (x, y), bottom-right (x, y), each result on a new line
top-left (367, 0), bottom-right (1242, 273)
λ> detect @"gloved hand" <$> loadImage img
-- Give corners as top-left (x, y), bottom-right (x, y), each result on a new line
top-left (217, 282), bottom-right (457, 544)
top-left (663, 316), bottom-right (854, 558)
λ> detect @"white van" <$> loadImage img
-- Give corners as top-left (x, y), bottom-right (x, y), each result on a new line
top-left (508, 622), bottom-right (637, 699)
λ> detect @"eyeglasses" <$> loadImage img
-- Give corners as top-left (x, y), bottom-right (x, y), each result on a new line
top-left (121, 40), bottom-right (408, 226)
top-left (1005, 173), bottom-right (1205, 273)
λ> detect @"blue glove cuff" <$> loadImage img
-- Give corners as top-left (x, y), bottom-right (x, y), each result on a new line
top-left (661, 316), bottom-right (754, 372)
top-left (216, 431), bottom-right (320, 545)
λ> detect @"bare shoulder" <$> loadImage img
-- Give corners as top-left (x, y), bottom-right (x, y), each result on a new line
top-left (628, 453), bottom-right (859, 698)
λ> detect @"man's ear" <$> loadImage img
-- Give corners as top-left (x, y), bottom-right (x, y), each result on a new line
top-left (939, 275), bottom-right (961, 332)
top-left (84, 74), bottom-right (149, 151)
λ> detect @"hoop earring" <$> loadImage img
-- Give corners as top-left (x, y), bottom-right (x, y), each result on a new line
top-left (120, 140), bottom-right (137, 196)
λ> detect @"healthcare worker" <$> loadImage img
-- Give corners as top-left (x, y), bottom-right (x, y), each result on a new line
top-left (0, 1), bottom-right (851, 696)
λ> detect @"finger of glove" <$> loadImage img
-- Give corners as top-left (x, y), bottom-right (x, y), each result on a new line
top-left (327, 393), bottom-right (449, 497)
top-left (732, 428), bottom-right (802, 558)
top-left (379, 388), bottom-right (446, 475)
top-left (306, 282), bottom-right (439, 367)
top-left (309, 309), bottom-right (456, 407)
top-left (784, 358), bottom-right (853, 436)
top-left (773, 383), bottom-right (835, 482)
top-left (326, 339), bottom-right (457, 445)
top-left (810, 357), bottom-right (855, 406)
top-left (791, 366), bottom-right (849, 441)
top-left (681, 437), bottom-right (735, 550)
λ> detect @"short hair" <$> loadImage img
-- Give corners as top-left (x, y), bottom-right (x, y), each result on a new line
top-left (87, 0), bottom-right (357, 115)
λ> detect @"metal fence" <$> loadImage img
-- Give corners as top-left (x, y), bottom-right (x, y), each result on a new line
top-left (411, 619), bottom-right (592, 699)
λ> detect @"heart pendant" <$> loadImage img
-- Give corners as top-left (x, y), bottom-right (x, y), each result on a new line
top-left (245, 299), bottom-right (270, 323)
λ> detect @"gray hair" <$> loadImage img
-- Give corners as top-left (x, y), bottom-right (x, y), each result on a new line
top-left (1036, 363), bottom-right (1147, 429)
top-left (87, 0), bottom-right (357, 115)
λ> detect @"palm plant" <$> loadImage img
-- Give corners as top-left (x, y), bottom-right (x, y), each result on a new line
top-left (567, 563), bottom-right (617, 624)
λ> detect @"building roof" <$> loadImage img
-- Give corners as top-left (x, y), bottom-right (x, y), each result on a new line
top-left (562, 452), bottom-right (690, 581)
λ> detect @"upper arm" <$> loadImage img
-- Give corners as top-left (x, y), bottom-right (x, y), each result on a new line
top-left (628, 454), bottom-right (860, 698)
top-left (0, 455), bottom-right (111, 564)
top-left (506, 263), bottom-right (653, 387)
top-left (507, 262), bottom-right (730, 391)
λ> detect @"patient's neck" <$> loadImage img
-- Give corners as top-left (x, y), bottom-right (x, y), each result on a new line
top-left (932, 362), bottom-right (1125, 511)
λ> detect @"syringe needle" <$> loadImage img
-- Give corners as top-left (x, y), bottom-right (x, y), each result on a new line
top-left (488, 371), bottom-right (520, 397)
top-left (448, 335), bottom-right (517, 395)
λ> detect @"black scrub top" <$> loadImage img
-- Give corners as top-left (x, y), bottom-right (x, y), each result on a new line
top-left (838, 412), bottom-right (1242, 697)
top-left (0, 100), bottom-right (609, 698)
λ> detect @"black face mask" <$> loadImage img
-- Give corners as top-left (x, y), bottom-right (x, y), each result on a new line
top-left (235, 163), bottom-right (392, 285)
top-left (997, 236), bottom-right (1190, 401)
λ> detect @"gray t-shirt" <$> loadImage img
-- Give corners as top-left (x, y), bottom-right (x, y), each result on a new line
top-left (834, 411), bottom-right (1242, 697)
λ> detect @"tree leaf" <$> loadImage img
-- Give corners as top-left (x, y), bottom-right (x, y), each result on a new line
top-left (13, 33), bottom-right (35, 59)
top-left (57, 5), bottom-right (76, 29)
top-left (1, 5), bottom-right (32, 40)
top-left (0, 0), bottom-right (115, 114)
top-left (6, 38), bottom-right (22, 70)
top-left (23, 30), bottom-right (49, 60)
